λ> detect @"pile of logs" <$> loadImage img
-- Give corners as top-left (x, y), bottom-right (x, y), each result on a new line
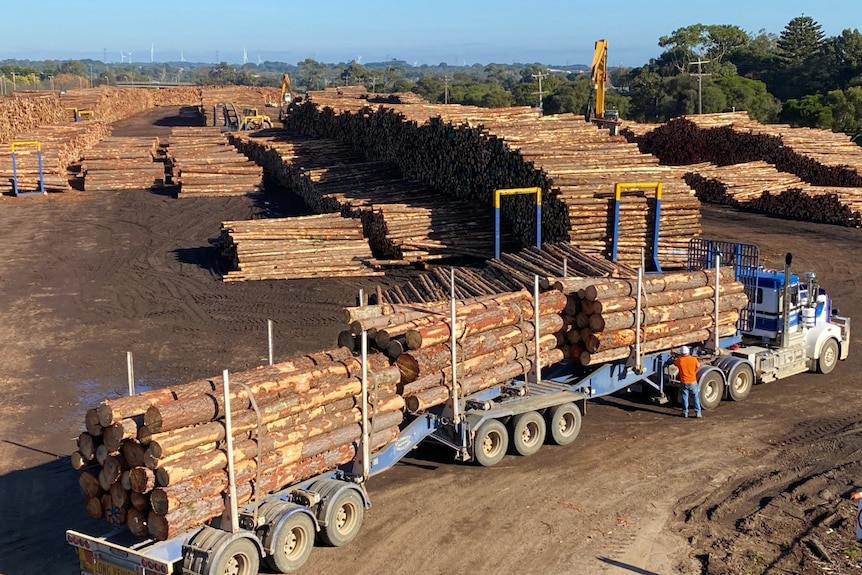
top-left (373, 242), bottom-right (637, 306)
top-left (197, 87), bottom-right (280, 127)
top-left (626, 113), bottom-right (862, 226)
top-left (81, 136), bottom-right (164, 191)
top-left (164, 127), bottom-right (264, 197)
top-left (284, 91), bottom-right (701, 268)
top-left (72, 347), bottom-right (404, 541)
top-left (0, 91), bottom-right (67, 143)
top-left (229, 131), bottom-right (513, 263)
top-left (550, 268), bottom-right (746, 365)
top-left (0, 122), bottom-right (111, 193)
top-left (216, 213), bottom-right (383, 281)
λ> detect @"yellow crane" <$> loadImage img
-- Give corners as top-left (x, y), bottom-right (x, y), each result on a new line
top-left (586, 39), bottom-right (621, 135)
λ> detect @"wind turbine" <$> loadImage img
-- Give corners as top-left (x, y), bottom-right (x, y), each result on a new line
top-left (243, 46), bottom-right (248, 65)
top-left (356, 55), bottom-right (362, 63)
top-left (180, 49), bottom-right (186, 63)
top-left (127, 51), bottom-right (133, 64)
top-left (151, 43), bottom-right (154, 63)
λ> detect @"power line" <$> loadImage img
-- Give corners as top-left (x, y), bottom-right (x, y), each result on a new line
top-left (531, 70), bottom-right (548, 112)
top-left (688, 59), bottom-right (711, 114)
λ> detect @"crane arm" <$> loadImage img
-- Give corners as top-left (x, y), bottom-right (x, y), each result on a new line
top-left (280, 73), bottom-right (294, 104)
top-left (590, 39), bottom-right (608, 118)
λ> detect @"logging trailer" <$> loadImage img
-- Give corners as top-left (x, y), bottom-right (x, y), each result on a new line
top-left (66, 239), bottom-right (850, 575)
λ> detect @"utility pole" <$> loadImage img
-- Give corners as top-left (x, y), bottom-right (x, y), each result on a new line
top-left (443, 76), bottom-right (450, 104)
top-left (531, 70), bottom-right (548, 112)
top-left (688, 59), bottom-right (711, 114)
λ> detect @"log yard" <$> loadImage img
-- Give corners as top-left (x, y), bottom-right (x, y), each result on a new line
top-left (2, 84), bottom-right (862, 575)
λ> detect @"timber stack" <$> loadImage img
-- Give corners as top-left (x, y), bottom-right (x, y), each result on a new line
top-left (229, 131), bottom-right (512, 263)
top-left (373, 242), bottom-right (637, 306)
top-left (550, 267), bottom-right (746, 366)
top-left (284, 90), bottom-right (701, 268)
top-left (626, 112), bottom-right (862, 226)
top-left (80, 136), bottom-right (165, 191)
top-left (216, 213), bottom-right (384, 281)
top-left (71, 347), bottom-right (404, 541)
top-left (0, 122), bottom-right (111, 193)
top-left (164, 127), bottom-right (264, 197)
top-left (198, 87), bottom-right (280, 127)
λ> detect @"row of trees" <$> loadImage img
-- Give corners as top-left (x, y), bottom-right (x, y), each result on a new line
top-left (1, 16), bottom-right (859, 138)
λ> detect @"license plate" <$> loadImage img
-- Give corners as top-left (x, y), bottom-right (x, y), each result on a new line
top-left (92, 558), bottom-right (136, 575)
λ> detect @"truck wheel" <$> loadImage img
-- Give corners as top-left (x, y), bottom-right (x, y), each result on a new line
top-left (263, 121), bottom-right (272, 129)
top-left (509, 411), bottom-right (546, 456)
top-left (265, 513), bottom-right (315, 573)
top-left (727, 362), bottom-right (754, 401)
top-left (319, 489), bottom-right (363, 547)
top-left (207, 537), bottom-right (259, 575)
top-left (698, 370), bottom-right (725, 411)
top-left (817, 339), bottom-right (839, 374)
top-left (545, 403), bottom-right (581, 446)
top-left (473, 419), bottom-right (508, 466)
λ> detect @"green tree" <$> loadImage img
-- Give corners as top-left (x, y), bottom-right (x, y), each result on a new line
top-left (298, 58), bottom-right (326, 91)
top-left (713, 75), bottom-right (781, 122)
top-left (780, 94), bottom-right (834, 128)
top-left (59, 60), bottom-right (87, 76)
top-left (777, 15), bottom-right (825, 63)
top-left (827, 86), bottom-right (862, 134)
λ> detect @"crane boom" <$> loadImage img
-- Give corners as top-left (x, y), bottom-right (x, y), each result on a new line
top-left (590, 39), bottom-right (608, 119)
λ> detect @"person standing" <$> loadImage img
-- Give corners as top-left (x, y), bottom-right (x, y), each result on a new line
top-left (675, 346), bottom-right (701, 418)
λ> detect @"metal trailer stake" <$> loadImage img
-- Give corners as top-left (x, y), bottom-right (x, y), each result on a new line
top-left (222, 370), bottom-right (239, 533)
top-left (360, 331), bottom-right (370, 480)
top-left (126, 352), bottom-right (135, 396)
top-left (532, 275), bottom-right (540, 390)
top-left (709, 253), bottom-right (721, 350)
top-left (634, 251), bottom-right (644, 372)
top-left (562, 257), bottom-right (568, 278)
top-left (267, 319), bottom-right (274, 366)
top-left (449, 269), bottom-right (460, 424)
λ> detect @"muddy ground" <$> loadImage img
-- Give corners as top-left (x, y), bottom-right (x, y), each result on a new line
top-left (0, 107), bottom-right (861, 575)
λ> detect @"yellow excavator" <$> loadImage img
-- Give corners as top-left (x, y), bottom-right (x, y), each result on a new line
top-left (275, 73), bottom-right (301, 122)
top-left (585, 39), bottom-right (621, 135)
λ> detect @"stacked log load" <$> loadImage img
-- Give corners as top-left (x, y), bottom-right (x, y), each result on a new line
top-left (216, 213), bottom-right (384, 281)
top-left (198, 87), bottom-right (280, 127)
top-left (81, 136), bottom-right (165, 191)
top-left (283, 90), bottom-right (700, 268)
top-left (229, 131), bottom-right (514, 263)
top-left (0, 122), bottom-right (111, 193)
top-left (626, 112), bottom-right (862, 226)
top-left (72, 347), bottom-right (404, 541)
top-left (164, 127), bottom-right (264, 197)
top-left (550, 267), bottom-right (745, 366)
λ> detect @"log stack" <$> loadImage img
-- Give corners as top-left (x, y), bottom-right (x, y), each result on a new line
top-left (550, 268), bottom-right (747, 365)
top-left (164, 127), bottom-right (264, 197)
top-left (216, 213), bottom-right (384, 281)
top-left (284, 91), bottom-right (701, 268)
top-left (72, 347), bottom-right (404, 541)
top-left (626, 112), bottom-right (862, 226)
top-left (229, 131), bottom-right (514, 263)
top-left (81, 136), bottom-right (165, 191)
top-left (198, 87), bottom-right (280, 127)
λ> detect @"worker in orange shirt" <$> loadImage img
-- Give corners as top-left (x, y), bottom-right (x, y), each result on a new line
top-left (675, 346), bottom-right (701, 418)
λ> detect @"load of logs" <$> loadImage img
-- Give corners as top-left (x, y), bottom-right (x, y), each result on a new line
top-left (72, 347), bottom-right (404, 541)
top-left (550, 267), bottom-right (745, 365)
top-left (283, 90), bottom-right (702, 268)
top-left (229, 131), bottom-right (513, 263)
top-left (625, 112), bottom-right (862, 226)
top-left (80, 136), bottom-right (165, 191)
top-left (164, 127), bottom-right (264, 197)
top-left (216, 213), bottom-right (383, 281)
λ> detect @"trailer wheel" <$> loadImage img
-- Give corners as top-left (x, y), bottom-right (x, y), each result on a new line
top-left (545, 403), bottom-right (581, 446)
top-left (698, 370), bottom-right (724, 410)
top-left (727, 362), bottom-right (754, 401)
top-left (474, 419), bottom-right (508, 466)
top-left (817, 338), bottom-right (839, 374)
top-left (319, 489), bottom-right (363, 547)
top-left (265, 513), bottom-right (315, 573)
top-left (263, 120), bottom-right (272, 129)
top-left (208, 537), bottom-right (259, 575)
top-left (509, 411), bottom-right (546, 456)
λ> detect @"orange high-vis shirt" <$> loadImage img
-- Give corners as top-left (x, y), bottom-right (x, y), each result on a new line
top-left (675, 355), bottom-right (699, 384)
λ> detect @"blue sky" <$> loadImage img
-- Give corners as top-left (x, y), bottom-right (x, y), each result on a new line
top-left (1, 0), bottom-right (857, 66)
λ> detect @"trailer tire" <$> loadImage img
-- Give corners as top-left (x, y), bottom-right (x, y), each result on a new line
top-left (319, 489), bottom-right (364, 547)
top-left (474, 419), bottom-right (508, 466)
top-left (727, 361), bottom-right (754, 401)
top-left (207, 537), bottom-right (259, 575)
top-left (263, 120), bottom-right (272, 129)
top-left (545, 403), bottom-right (581, 446)
top-left (817, 338), bottom-right (839, 374)
top-left (265, 512), bottom-right (315, 573)
top-left (698, 370), bottom-right (725, 411)
top-left (509, 411), bottom-right (546, 456)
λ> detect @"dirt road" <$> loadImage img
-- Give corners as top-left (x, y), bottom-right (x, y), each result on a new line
top-left (0, 108), bottom-right (860, 575)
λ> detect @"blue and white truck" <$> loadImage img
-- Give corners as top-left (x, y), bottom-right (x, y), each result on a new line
top-left (66, 239), bottom-right (850, 575)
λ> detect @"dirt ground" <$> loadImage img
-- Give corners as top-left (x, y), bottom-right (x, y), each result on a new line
top-left (1, 107), bottom-right (861, 575)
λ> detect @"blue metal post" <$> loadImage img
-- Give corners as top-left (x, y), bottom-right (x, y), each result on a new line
top-left (535, 202), bottom-right (542, 249)
top-left (11, 152), bottom-right (19, 196)
top-left (37, 150), bottom-right (45, 193)
top-left (611, 184), bottom-right (621, 262)
top-left (651, 183), bottom-right (662, 272)
top-left (494, 204), bottom-right (501, 259)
